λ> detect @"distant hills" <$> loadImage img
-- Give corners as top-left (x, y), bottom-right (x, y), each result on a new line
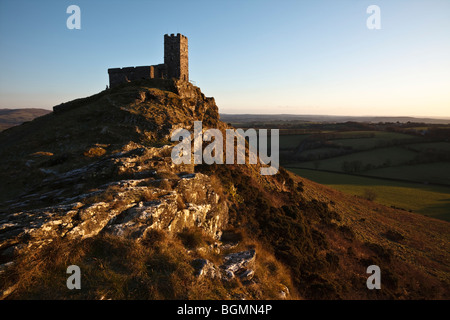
top-left (0, 108), bottom-right (51, 131)
top-left (220, 113), bottom-right (450, 124)
top-left (2, 109), bottom-right (449, 133)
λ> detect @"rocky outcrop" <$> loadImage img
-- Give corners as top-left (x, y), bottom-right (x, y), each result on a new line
top-left (105, 173), bottom-right (227, 240)
top-left (192, 249), bottom-right (257, 283)
top-left (0, 143), bottom-right (227, 260)
top-left (0, 80), bottom-right (294, 300)
top-left (0, 78), bottom-right (233, 292)
top-left (278, 285), bottom-right (290, 299)
top-left (221, 250), bottom-right (256, 281)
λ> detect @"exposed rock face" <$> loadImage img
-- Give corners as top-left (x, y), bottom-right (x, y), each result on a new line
top-left (191, 250), bottom-right (257, 283)
top-left (105, 173), bottom-right (227, 240)
top-left (278, 285), bottom-right (290, 299)
top-left (221, 250), bottom-right (256, 281)
top-left (0, 144), bottom-right (227, 257)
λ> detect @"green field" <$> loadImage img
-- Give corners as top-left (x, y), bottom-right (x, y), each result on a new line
top-left (332, 138), bottom-right (380, 150)
top-left (408, 141), bottom-right (450, 152)
top-left (279, 131), bottom-right (421, 151)
top-left (297, 146), bottom-right (418, 171)
top-left (287, 168), bottom-right (450, 222)
top-left (331, 131), bottom-right (415, 140)
top-left (332, 132), bottom-right (420, 150)
top-left (366, 162), bottom-right (450, 185)
top-left (298, 147), bottom-right (342, 159)
top-left (279, 134), bottom-right (309, 150)
top-left (278, 128), bottom-right (450, 221)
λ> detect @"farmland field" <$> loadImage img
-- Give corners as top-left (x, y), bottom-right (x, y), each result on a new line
top-left (332, 132), bottom-right (421, 150)
top-left (366, 162), bottom-right (450, 185)
top-left (331, 131), bottom-right (417, 141)
top-left (407, 142), bottom-right (450, 152)
top-left (282, 129), bottom-right (450, 186)
top-left (236, 120), bottom-right (450, 222)
top-left (287, 168), bottom-right (450, 222)
top-left (279, 134), bottom-right (309, 150)
top-left (293, 146), bottom-right (418, 172)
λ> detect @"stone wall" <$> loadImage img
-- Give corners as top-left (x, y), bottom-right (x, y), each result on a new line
top-left (108, 33), bottom-right (188, 88)
top-left (108, 65), bottom-right (168, 88)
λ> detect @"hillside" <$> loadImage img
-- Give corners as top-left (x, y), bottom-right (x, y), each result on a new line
top-left (0, 79), bottom-right (449, 300)
top-left (0, 108), bottom-right (51, 131)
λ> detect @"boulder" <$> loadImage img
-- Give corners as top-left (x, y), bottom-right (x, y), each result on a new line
top-left (278, 284), bottom-right (290, 299)
top-left (221, 249), bottom-right (256, 281)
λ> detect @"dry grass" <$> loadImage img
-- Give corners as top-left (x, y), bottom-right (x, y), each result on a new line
top-left (197, 162), bottom-right (450, 299)
top-left (0, 233), bottom-right (196, 299)
top-left (157, 179), bottom-right (173, 191)
top-left (177, 228), bottom-right (210, 250)
top-left (0, 227), bottom-right (300, 300)
top-left (245, 239), bottom-right (298, 299)
top-left (290, 171), bottom-right (450, 299)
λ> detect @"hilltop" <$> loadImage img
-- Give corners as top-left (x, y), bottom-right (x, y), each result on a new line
top-left (0, 79), bottom-right (448, 300)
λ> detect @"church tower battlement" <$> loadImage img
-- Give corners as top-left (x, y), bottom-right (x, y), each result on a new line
top-left (108, 33), bottom-right (189, 88)
top-left (164, 33), bottom-right (189, 82)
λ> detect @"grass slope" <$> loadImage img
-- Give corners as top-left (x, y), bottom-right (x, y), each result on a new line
top-left (297, 147), bottom-right (418, 171)
top-left (287, 168), bottom-right (450, 221)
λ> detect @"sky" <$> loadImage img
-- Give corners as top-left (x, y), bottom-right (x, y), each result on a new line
top-left (0, 0), bottom-right (449, 117)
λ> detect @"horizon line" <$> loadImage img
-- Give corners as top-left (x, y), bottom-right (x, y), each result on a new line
top-left (1, 107), bottom-right (450, 120)
top-left (219, 113), bottom-right (450, 120)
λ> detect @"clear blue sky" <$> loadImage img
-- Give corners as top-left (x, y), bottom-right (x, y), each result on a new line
top-left (0, 0), bottom-right (449, 117)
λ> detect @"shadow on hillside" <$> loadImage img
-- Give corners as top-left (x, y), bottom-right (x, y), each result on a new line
top-left (417, 198), bottom-right (450, 222)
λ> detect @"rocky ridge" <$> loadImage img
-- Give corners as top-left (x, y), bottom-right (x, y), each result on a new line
top-left (0, 79), bottom-right (290, 299)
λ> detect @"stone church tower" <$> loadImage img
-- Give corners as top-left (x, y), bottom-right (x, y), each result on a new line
top-left (108, 33), bottom-right (189, 87)
top-left (164, 33), bottom-right (189, 81)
